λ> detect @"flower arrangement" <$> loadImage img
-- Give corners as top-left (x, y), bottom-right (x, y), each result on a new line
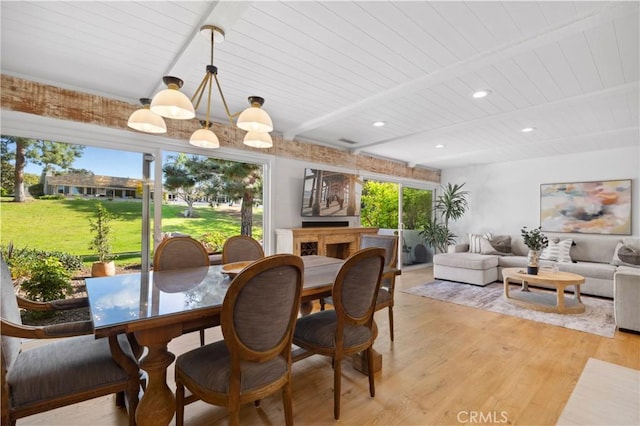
top-left (520, 226), bottom-right (549, 251)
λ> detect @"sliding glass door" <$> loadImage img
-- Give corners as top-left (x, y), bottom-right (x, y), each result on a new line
top-left (400, 186), bottom-right (434, 267)
top-left (360, 177), bottom-right (435, 270)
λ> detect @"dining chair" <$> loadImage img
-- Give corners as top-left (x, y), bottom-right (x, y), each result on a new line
top-left (360, 234), bottom-right (399, 341)
top-left (153, 236), bottom-right (212, 345)
top-left (221, 235), bottom-right (265, 264)
top-left (0, 255), bottom-right (141, 426)
top-left (174, 254), bottom-right (303, 426)
top-left (320, 234), bottom-right (399, 341)
top-left (153, 235), bottom-right (210, 270)
top-left (293, 247), bottom-right (385, 420)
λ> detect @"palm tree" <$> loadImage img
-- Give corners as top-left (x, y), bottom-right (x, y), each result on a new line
top-left (420, 183), bottom-right (469, 253)
top-left (436, 183), bottom-right (469, 230)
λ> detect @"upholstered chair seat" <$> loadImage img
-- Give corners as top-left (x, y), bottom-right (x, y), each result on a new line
top-left (176, 341), bottom-right (289, 394)
top-left (294, 310), bottom-right (377, 349)
top-left (7, 334), bottom-right (136, 410)
top-left (1, 255), bottom-right (140, 426)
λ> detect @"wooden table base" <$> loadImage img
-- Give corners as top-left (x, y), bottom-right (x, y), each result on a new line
top-left (351, 349), bottom-right (382, 375)
top-left (134, 324), bottom-right (182, 426)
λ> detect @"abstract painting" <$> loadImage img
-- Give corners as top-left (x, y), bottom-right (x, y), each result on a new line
top-left (540, 179), bottom-right (632, 234)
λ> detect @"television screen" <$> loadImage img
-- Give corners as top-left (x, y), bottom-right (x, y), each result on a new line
top-left (301, 168), bottom-right (361, 217)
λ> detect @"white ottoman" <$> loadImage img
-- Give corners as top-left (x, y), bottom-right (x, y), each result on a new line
top-left (433, 252), bottom-right (499, 286)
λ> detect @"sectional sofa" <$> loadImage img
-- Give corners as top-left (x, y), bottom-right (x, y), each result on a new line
top-left (433, 233), bottom-right (640, 331)
top-left (433, 233), bottom-right (639, 298)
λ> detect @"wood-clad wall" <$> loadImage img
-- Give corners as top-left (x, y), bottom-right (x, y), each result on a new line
top-left (1, 74), bottom-right (440, 183)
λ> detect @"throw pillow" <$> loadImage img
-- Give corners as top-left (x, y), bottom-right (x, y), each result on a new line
top-left (487, 235), bottom-right (512, 254)
top-left (468, 232), bottom-right (492, 253)
top-left (611, 242), bottom-right (624, 266)
top-left (622, 237), bottom-right (640, 252)
top-left (618, 245), bottom-right (640, 266)
top-left (556, 239), bottom-right (573, 263)
top-left (540, 239), bottom-right (572, 262)
top-left (540, 240), bottom-right (560, 261)
top-left (479, 238), bottom-right (501, 255)
top-left (612, 241), bottom-right (640, 267)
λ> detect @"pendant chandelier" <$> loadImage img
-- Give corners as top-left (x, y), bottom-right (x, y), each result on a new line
top-left (128, 25), bottom-right (274, 149)
top-left (127, 98), bottom-right (167, 134)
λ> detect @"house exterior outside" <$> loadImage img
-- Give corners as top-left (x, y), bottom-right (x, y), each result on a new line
top-left (44, 173), bottom-right (144, 199)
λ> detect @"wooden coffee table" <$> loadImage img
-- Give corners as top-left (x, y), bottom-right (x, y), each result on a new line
top-left (502, 267), bottom-right (585, 314)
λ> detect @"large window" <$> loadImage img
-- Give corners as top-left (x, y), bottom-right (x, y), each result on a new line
top-left (1, 136), bottom-right (267, 267)
top-left (159, 151), bottom-right (264, 254)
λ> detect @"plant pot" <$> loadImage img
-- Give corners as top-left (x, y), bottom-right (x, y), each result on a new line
top-left (527, 250), bottom-right (541, 275)
top-left (91, 261), bottom-right (115, 277)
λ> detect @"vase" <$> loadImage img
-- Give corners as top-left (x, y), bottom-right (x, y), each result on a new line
top-left (527, 250), bottom-right (540, 275)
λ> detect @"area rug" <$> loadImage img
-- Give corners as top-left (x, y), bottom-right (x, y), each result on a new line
top-left (402, 281), bottom-right (616, 338)
top-left (557, 358), bottom-right (639, 425)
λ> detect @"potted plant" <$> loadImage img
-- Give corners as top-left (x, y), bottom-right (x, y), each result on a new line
top-left (520, 226), bottom-right (548, 275)
top-left (420, 183), bottom-right (469, 253)
top-left (89, 202), bottom-right (116, 277)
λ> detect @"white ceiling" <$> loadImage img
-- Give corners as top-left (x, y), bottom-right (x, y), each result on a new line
top-left (1, 1), bottom-right (638, 171)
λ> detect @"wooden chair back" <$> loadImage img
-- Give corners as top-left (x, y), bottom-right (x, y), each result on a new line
top-left (222, 254), bottom-right (303, 363)
top-left (332, 247), bottom-right (385, 330)
top-left (360, 234), bottom-right (398, 268)
top-left (221, 235), bottom-right (265, 264)
top-left (153, 236), bottom-right (210, 270)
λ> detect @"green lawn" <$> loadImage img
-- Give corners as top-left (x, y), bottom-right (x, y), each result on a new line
top-left (1, 198), bottom-right (262, 264)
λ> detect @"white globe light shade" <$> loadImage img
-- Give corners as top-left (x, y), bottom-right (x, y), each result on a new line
top-left (237, 106), bottom-right (273, 133)
top-left (189, 128), bottom-right (220, 148)
top-left (243, 131), bottom-right (273, 148)
top-left (127, 108), bottom-right (167, 134)
top-left (150, 88), bottom-right (195, 119)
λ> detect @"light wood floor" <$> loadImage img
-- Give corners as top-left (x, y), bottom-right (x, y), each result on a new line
top-left (19, 267), bottom-right (640, 426)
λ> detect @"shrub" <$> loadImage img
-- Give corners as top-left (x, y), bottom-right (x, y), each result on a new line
top-left (1, 243), bottom-right (83, 279)
top-left (199, 231), bottom-right (227, 253)
top-left (20, 256), bottom-right (73, 302)
top-left (38, 194), bottom-right (65, 200)
top-left (28, 183), bottom-right (44, 198)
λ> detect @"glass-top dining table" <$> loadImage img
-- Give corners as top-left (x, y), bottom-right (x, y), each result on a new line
top-left (85, 255), bottom-right (348, 426)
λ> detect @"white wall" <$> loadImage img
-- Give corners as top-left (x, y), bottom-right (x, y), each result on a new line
top-left (441, 146), bottom-right (640, 242)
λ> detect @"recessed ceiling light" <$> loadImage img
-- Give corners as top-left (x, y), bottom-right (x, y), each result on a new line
top-left (372, 121), bottom-right (386, 127)
top-left (521, 127), bottom-right (535, 133)
top-left (435, 144), bottom-right (444, 148)
top-left (472, 89), bottom-right (491, 99)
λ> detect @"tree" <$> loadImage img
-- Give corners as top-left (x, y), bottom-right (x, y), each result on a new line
top-left (28, 140), bottom-right (85, 184)
top-left (162, 155), bottom-right (262, 236)
top-left (360, 181), bottom-right (398, 228)
top-left (163, 154), bottom-right (212, 218)
top-left (402, 187), bottom-right (433, 230)
top-left (1, 136), bottom-right (85, 202)
top-left (0, 139), bottom-right (15, 196)
top-left (209, 160), bottom-right (262, 237)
